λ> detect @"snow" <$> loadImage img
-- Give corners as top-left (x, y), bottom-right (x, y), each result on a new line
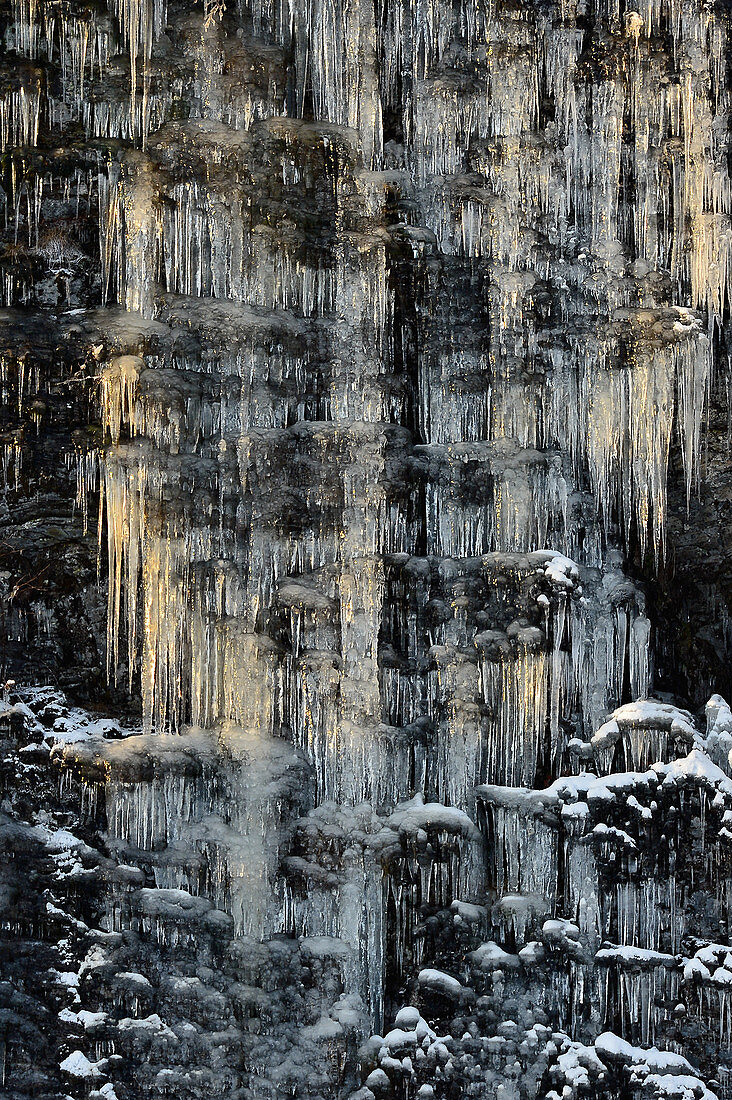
top-left (656, 749), bottom-right (732, 790)
top-left (530, 550), bottom-right (581, 591)
top-left (592, 823), bottom-right (637, 849)
top-left (551, 1040), bottom-right (608, 1091)
top-left (450, 900), bottom-right (486, 924)
top-left (643, 1075), bottom-right (718, 1100)
top-left (600, 701), bottom-right (696, 739)
top-left (416, 969), bottom-right (466, 998)
top-left (595, 945), bottom-right (676, 969)
top-left (518, 941), bottom-right (545, 966)
top-left (548, 1034), bottom-right (717, 1100)
top-left (470, 942), bottom-right (521, 971)
top-left (59, 1051), bottom-right (101, 1078)
top-left (10, 685), bottom-right (138, 745)
top-left (50, 969), bottom-right (80, 989)
top-left (595, 1033), bottom-right (694, 1074)
top-left (114, 972), bottom-right (152, 988)
top-left (381, 1027), bottom-right (418, 1051)
top-left (118, 1014), bottom-right (175, 1037)
top-left (42, 828), bottom-right (84, 853)
top-left (59, 1009), bottom-right (108, 1029)
top-left (387, 796), bottom-right (481, 840)
top-left (592, 701), bottom-right (697, 771)
top-left (365, 1069), bottom-right (390, 1090)
top-left (393, 1007), bottom-right (421, 1031)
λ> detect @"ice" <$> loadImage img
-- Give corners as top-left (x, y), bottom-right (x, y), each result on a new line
top-left (548, 321), bottom-right (713, 561)
top-left (10, 0), bottom-right (729, 1092)
top-left (478, 642), bottom-right (551, 788)
top-left (592, 700), bottom-right (697, 773)
top-left (109, 0), bottom-right (167, 143)
top-left (66, 723), bottom-right (309, 940)
top-left (288, 0), bottom-right (382, 166)
top-left (0, 85), bottom-right (42, 153)
top-left (483, 797), bottom-right (558, 909)
top-left (101, 355), bottom-right (142, 443)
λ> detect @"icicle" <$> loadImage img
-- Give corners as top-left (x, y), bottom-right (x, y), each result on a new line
top-left (478, 644), bottom-right (548, 788)
top-left (108, 0), bottom-right (167, 144)
top-left (101, 356), bottom-right (142, 443)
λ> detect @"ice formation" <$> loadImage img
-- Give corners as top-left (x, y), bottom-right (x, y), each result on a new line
top-left (1, 0), bottom-right (732, 1097)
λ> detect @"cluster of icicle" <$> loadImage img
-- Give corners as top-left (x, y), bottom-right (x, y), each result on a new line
top-left (7, 0), bottom-right (732, 1083)
top-left (6, 0), bottom-right (729, 318)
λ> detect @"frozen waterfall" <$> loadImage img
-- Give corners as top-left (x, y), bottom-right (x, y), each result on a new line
top-left (1, 0), bottom-right (732, 1098)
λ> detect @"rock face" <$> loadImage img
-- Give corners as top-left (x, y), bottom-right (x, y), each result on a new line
top-left (1, 0), bottom-right (732, 1098)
